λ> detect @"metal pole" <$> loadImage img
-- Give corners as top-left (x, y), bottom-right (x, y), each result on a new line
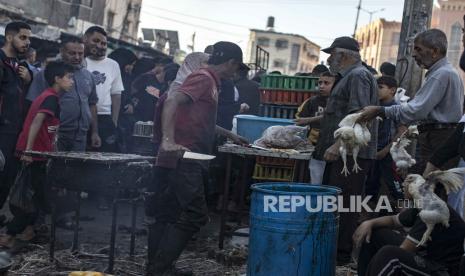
top-left (353, 0), bottom-right (362, 37)
top-left (394, 0), bottom-right (434, 97)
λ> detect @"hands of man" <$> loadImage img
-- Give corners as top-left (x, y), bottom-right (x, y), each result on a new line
top-left (356, 106), bottom-right (383, 124)
top-left (18, 66), bottom-right (31, 84)
top-left (91, 132), bottom-right (102, 148)
top-left (324, 142), bottom-right (340, 162)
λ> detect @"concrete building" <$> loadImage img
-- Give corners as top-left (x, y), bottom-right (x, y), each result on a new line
top-left (0, 0), bottom-right (141, 43)
top-left (246, 17), bottom-right (320, 75)
top-left (355, 18), bottom-right (401, 72)
top-left (432, 0), bottom-right (465, 74)
top-left (103, 0), bottom-right (142, 43)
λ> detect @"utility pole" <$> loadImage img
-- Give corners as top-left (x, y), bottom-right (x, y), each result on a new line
top-left (394, 0), bottom-right (433, 97)
top-left (353, 0), bottom-right (362, 37)
top-left (361, 8), bottom-right (386, 23)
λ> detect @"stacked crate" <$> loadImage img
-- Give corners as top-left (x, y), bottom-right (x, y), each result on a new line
top-left (252, 74), bottom-right (319, 181)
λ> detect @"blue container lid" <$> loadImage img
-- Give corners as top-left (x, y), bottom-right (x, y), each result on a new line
top-left (235, 115), bottom-right (294, 124)
top-left (251, 182), bottom-right (341, 196)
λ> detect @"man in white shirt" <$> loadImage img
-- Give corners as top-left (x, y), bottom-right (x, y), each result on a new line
top-left (84, 26), bottom-right (124, 153)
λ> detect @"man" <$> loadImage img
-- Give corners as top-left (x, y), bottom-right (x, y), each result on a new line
top-left (234, 65), bottom-right (260, 116)
top-left (0, 21), bottom-right (32, 209)
top-left (353, 183), bottom-right (465, 276)
top-left (313, 36), bottom-right (379, 264)
top-left (358, 29), bottom-right (464, 174)
top-left (147, 41), bottom-right (244, 275)
top-left (27, 37), bottom-right (100, 152)
top-left (24, 47), bottom-right (39, 75)
top-left (84, 26), bottom-right (124, 153)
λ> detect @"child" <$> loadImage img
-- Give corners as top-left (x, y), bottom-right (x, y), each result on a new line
top-left (0, 61), bottom-right (74, 248)
top-left (294, 71), bottom-right (335, 184)
top-left (365, 76), bottom-right (406, 210)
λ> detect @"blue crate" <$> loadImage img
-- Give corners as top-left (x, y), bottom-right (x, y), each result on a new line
top-left (235, 115), bottom-right (294, 143)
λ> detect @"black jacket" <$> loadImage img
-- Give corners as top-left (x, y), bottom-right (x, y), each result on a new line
top-left (431, 122), bottom-right (465, 167)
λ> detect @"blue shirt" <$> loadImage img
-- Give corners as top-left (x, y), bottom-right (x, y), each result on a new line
top-left (378, 100), bottom-right (397, 151)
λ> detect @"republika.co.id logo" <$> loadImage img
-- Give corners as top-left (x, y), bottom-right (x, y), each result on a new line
top-left (263, 195), bottom-right (423, 213)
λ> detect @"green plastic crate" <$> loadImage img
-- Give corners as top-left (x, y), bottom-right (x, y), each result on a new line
top-left (260, 75), bottom-right (318, 91)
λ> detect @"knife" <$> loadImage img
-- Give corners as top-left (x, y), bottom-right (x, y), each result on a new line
top-left (183, 151), bottom-right (216, 160)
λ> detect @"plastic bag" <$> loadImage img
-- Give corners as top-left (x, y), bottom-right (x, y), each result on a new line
top-left (254, 125), bottom-right (309, 149)
top-left (9, 164), bottom-right (35, 213)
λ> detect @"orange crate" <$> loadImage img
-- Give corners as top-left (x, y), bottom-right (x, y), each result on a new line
top-left (256, 156), bottom-right (295, 167)
top-left (252, 164), bottom-right (295, 182)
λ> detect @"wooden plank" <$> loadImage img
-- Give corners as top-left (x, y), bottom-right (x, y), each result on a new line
top-left (218, 144), bottom-right (313, 160)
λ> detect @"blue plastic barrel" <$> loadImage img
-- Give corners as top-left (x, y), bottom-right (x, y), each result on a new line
top-left (247, 183), bottom-right (341, 276)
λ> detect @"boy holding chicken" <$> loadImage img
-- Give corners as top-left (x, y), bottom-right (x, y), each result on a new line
top-left (365, 76), bottom-right (406, 210)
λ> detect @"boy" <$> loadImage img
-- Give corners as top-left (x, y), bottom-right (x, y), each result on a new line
top-left (0, 61), bottom-right (74, 248)
top-left (365, 76), bottom-right (406, 209)
top-left (294, 71), bottom-right (335, 184)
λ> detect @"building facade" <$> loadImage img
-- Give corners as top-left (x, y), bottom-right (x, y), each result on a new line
top-left (0, 0), bottom-right (141, 43)
top-left (432, 0), bottom-right (465, 74)
top-left (355, 19), bottom-right (401, 72)
top-left (246, 28), bottom-right (320, 75)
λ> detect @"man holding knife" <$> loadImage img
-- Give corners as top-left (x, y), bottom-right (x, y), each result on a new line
top-left (146, 41), bottom-right (247, 276)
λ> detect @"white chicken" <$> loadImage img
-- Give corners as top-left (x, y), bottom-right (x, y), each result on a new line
top-left (390, 125), bottom-right (419, 170)
top-left (402, 168), bottom-right (465, 247)
top-left (333, 112), bottom-right (371, 176)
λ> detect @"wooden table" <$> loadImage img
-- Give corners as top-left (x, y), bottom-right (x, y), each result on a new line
top-left (216, 144), bottom-right (313, 249)
top-left (28, 151), bottom-right (155, 274)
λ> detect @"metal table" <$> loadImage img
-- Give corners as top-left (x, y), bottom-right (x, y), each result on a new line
top-left (216, 144), bottom-right (313, 249)
top-left (28, 151), bottom-right (155, 274)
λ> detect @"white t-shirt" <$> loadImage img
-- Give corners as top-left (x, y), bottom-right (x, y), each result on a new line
top-left (85, 57), bottom-right (124, 115)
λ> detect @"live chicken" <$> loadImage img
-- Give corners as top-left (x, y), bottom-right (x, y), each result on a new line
top-left (333, 112), bottom-right (371, 176)
top-left (402, 168), bottom-right (465, 247)
top-left (390, 125), bottom-right (419, 170)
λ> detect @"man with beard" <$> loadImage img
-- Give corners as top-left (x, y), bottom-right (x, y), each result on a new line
top-left (147, 41), bottom-right (244, 276)
top-left (84, 26), bottom-right (123, 153)
top-left (313, 36), bottom-right (379, 265)
top-left (27, 37), bottom-right (101, 152)
top-left (0, 21), bottom-right (33, 210)
top-left (358, 29), bottom-right (464, 174)
top-left (26, 37), bottom-right (101, 229)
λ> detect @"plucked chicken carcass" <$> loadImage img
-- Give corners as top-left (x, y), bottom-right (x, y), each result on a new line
top-left (254, 125), bottom-right (309, 150)
top-left (402, 168), bottom-right (465, 247)
top-left (390, 125), bottom-right (419, 170)
top-left (333, 112), bottom-right (371, 176)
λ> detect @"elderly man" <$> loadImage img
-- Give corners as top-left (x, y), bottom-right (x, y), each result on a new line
top-left (313, 36), bottom-right (379, 265)
top-left (358, 29), bottom-right (464, 174)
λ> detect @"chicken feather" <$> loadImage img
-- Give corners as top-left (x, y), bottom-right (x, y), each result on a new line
top-left (334, 112), bottom-right (372, 175)
top-left (403, 168), bottom-right (465, 247)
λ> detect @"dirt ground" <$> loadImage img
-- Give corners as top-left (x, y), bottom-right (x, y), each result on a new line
top-left (0, 200), bottom-right (353, 276)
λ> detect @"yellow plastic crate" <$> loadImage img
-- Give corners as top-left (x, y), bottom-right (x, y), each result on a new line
top-left (252, 164), bottom-right (295, 182)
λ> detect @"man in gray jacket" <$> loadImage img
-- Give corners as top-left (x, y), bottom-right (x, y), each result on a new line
top-left (27, 36), bottom-right (101, 151)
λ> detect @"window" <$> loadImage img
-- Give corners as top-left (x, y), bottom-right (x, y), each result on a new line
top-left (257, 37), bottom-right (270, 47)
top-left (448, 22), bottom-right (462, 67)
top-left (79, 0), bottom-right (93, 7)
top-left (289, 43), bottom-right (300, 70)
top-left (106, 11), bottom-right (115, 30)
top-left (275, 39), bottom-right (289, 49)
top-left (273, 59), bottom-right (285, 68)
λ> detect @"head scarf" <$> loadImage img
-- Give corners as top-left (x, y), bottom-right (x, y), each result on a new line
top-left (170, 52), bottom-right (209, 92)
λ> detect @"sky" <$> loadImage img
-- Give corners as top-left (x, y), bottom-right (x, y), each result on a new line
top-left (138, 0), bottom-right (409, 63)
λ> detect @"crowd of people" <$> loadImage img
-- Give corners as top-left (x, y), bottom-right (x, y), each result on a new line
top-left (0, 18), bottom-right (465, 276)
top-left (293, 30), bottom-right (465, 276)
top-left (0, 20), bottom-right (263, 275)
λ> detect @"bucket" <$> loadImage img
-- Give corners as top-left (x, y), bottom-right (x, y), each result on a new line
top-left (247, 183), bottom-right (341, 276)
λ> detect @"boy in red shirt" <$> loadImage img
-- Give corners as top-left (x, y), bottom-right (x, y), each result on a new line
top-left (0, 61), bottom-right (74, 248)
